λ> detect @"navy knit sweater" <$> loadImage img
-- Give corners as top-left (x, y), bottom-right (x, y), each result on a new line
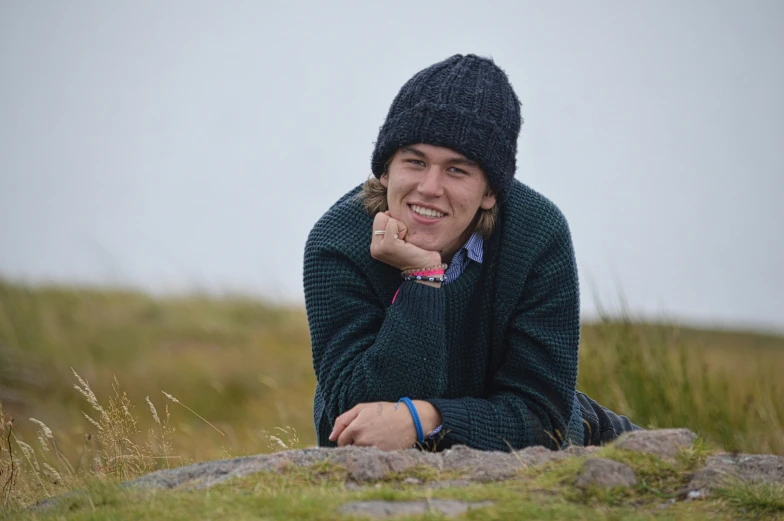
top-left (303, 179), bottom-right (585, 451)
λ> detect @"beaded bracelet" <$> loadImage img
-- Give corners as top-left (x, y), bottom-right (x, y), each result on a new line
top-left (404, 274), bottom-right (446, 283)
top-left (402, 263), bottom-right (447, 274)
top-left (404, 270), bottom-right (445, 281)
top-left (400, 263), bottom-right (448, 278)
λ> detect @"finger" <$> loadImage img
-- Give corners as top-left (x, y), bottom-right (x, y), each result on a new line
top-left (372, 213), bottom-right (390, 243)
top-left (385, 218), bottom-right (408, 242)
top-left (384, 217), bottom-right (400, 240)
top-left (337, 423), bottom-right (357, 447)
top-left (330, 408), bottom-right (358, 441)
top-left (373, 212), bottom-right (390, 231)
top-left (329, 419), bottom-right (349, 442)
top-left (329, 406), bottom-right (361, 441)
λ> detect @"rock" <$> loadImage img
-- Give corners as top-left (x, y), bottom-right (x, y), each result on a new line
top-left (687, 453), bottom-right (784, 494)
top-left (343, 449), bottom-right (389, 482)
top-left (439, 444), bottom-right (587, 481)
top-left (615, 428), bottom-right (696, 460)
top-left (117, 429), bottom-right (711, 494)
top-left (126, 446), bottom-right (447, 490)
top-left (575, 458), bottom-right (637, 489)
top-left (518, 445), bottom-right (575, 466)
top-left (441, 445), bottom-right (524, 481)
top-left (686, 490), bottom-right (706, 500)
top-left (126, 447), bottom-right (334, 490)
top-left (563, 445), bottom-right (600, 457)
top-left (328, 446), bottom-right (442, 483)
top-left (122, 442), bottom-right (591, 492)
top-left (339, 499), bottom-right (494, 518)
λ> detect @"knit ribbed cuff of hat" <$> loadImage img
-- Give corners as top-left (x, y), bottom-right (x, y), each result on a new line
top-left (371, 102), bottom-right (516, 202)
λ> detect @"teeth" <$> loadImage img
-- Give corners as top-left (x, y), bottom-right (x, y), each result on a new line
top-left (411, 205), bottom-right (444, 218)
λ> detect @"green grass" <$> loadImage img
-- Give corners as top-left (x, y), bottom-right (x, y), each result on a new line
top-left (1, 278), bottom-right (783, 517)
top-left (716, 479), bottom-right (784, 517)
top-left (577, 320), bottom-right (784, 455)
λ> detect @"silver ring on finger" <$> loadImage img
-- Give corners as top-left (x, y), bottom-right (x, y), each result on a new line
top-left (373, 230), bottom-right (386, 235)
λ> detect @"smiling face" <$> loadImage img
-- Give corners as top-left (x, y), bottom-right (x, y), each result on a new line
top-left (380, 144), bottom-right (497, 262)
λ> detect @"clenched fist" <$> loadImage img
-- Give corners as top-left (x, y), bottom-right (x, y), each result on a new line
top-left (370, 211), bottom-right (441, 272)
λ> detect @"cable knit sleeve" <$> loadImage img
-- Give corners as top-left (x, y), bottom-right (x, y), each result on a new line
top-left (428, 214), bottom-right (581, 451)
top-left (304, 229), bottom-right (449, 446)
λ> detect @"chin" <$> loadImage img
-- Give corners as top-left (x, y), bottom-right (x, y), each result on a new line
top-left (407, 236), bottom-right (442, 253)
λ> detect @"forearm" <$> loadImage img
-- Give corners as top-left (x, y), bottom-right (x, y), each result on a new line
top-left (310, 280), bottom-right (450, 430)
top-left (427, 390), bottom-right (575, 451)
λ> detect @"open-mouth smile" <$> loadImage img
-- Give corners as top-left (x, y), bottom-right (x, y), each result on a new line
top-left (409, 204), bottom-right (446, 222)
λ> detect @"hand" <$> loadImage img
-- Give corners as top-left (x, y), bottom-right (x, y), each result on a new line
top-left (370, 212), bottom-right (441, 272)
top-left (329, 401), bottom-right (417, 451)
top-left (329, 400), bottom-right (443, 451)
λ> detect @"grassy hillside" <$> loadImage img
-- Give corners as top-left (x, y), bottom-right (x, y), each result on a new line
top-left (0, 279), bottom-right (782, 509)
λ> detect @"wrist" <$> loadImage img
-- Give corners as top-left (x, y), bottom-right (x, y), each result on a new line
top-left (425, 252), bottom-right (442, 267)
top-left (412, 400), bottom-right (442, 436)
top-left (402, 252), bottom-right (442, 272)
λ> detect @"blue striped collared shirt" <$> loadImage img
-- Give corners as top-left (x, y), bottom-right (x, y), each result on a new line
top-left (444, 232), bottom-right (484, 283)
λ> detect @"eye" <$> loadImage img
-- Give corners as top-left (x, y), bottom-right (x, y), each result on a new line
top-left (407, 159), bottom-right (426, 167)
top-left (448, 166), bottom-right (468, 175)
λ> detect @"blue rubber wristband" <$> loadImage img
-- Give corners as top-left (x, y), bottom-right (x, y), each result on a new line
top-left (398, 397), bottom-right (425, 444)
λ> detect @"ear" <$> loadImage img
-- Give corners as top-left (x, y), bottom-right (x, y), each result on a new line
top-left (379, 172), bottom-right (389, 188)
top-left (480, 188), bottom-right (496, 210)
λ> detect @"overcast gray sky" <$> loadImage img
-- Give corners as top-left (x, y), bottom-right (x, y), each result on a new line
top-left (1, 1), bottom-right (782, 333)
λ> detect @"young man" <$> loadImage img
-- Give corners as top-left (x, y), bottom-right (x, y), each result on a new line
top-left (303, 54), bottom-right (639, 452)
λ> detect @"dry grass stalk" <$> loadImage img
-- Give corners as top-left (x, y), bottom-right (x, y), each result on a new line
top-left (162, 391), bottom-right (225, 436)
top-left (146, 397), bottom-right (160, 425)
top-left (71, 368), bottom-right (111, 425)
top-left (145, 397), bottom-right (173, 469)
top-left (0, 362), bottom-right (235, 506)
top-left (262, 426), bottom-right (300, 452)
top-left (13, 435), bottom-right (49, 498)
top-left (1, 415), bottom-right (18, 506)
top-left (41, 463), bottom-right (62, 484)
top-left (30, 417), bottom-right (74, 479)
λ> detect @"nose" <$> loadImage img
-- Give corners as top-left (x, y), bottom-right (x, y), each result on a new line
top-left (417, 166), bottom-right (444, 197)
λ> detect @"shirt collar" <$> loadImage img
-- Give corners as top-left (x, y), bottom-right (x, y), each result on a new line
top-left (462, 232), bottom-right (484, 264)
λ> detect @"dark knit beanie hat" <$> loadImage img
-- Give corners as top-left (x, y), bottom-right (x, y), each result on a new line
top-left (371, 54), bottom-right (522, 202)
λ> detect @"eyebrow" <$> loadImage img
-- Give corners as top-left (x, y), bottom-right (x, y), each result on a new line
top-left (400, 146), bottom-right (479, 168)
